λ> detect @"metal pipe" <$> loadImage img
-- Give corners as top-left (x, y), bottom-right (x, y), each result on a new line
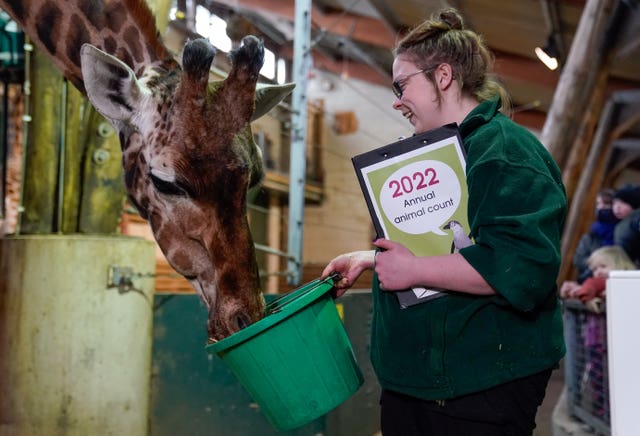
top-left (287, 0), bottom-right (311, 285)
top-left (254, 242), bottom-right (296, 262)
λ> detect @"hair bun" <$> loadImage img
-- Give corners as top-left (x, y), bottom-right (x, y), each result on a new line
top-left (438, 8), bottom-right (464, 30)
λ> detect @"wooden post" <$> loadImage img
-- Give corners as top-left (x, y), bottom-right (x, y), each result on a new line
top-left (77, 107), bottom-right (126, 233)
top-left (540, 0), bottom-right (616, 168)
top-left (556, 71), bottom-right (608, 283)
top-left (19, 49), bottom-right (63, 233)
top-left (560, 70), bottom-right (609, 202)
top-left (19, 45), bottom-right (126, 234)
top-left (266, 192), bottom-right (281, 294)
top-left (556, 93), bottom-right (640, 284)
top-left (147, 0), bottom-right (173, 34)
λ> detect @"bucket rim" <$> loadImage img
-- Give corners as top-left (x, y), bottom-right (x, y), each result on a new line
top-left (205, 276), bottom-right (337, 354)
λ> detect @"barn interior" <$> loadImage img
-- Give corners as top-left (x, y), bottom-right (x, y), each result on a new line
top-left (1, 0), bottom-right (639, 435)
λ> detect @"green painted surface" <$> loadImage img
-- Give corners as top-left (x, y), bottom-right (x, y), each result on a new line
top-left (150, 290), bottom-right (380, 435)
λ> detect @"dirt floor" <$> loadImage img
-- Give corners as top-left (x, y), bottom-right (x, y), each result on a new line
top-left (535, 363), bottom-right (565, 436)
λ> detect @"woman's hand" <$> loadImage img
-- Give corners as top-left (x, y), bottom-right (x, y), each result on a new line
top-left (372, 238), bottom-right (418, 290)
top-left (372, 238), bottom-right (496, 296)
top-left (323, 239), bottom-right (495, 297)
top-left (321, 250), bottom-right (375, 297)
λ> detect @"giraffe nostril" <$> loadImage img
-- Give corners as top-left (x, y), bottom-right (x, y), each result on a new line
top-left (235, 312), bottom-right (252, 331)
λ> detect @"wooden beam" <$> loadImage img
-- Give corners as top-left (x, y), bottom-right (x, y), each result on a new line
top-left (279, 45), bottom-right (389, 86)
top-left (262, 170), bottom-right (323, 203)
top-left (211, 0), bottom-right (396, 48)
top-left (493, 51), bottom-right (559, 89)
top-left (366, 0), bottom-right (406, 32)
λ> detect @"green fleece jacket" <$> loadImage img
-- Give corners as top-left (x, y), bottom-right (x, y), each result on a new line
top-left (370, 98), bottom-right (567, 400)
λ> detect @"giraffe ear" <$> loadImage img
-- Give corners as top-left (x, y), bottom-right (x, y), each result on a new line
top-left (80, 43), bottom-right (143, 124)
top-left (252, 82), bottom-right (295, 121)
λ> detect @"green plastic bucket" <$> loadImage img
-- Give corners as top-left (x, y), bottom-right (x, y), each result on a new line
top-left (205, 276), bottom-right (364, 431)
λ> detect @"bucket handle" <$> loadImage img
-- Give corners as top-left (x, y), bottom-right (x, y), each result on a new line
top-left (266, 272), bottom-right (341, 315)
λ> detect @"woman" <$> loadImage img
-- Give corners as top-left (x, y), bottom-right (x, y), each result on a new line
top-left (322, 8), bottom-right (567, 436)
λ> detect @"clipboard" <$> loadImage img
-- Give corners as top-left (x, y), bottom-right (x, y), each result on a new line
top-left (351, 123), bottom-right (471, 308)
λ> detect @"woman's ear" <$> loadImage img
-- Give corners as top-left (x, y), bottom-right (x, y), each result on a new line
top-left (435, 63), bottom-right (454, 90)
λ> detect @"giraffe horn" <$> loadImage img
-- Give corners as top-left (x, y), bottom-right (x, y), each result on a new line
top-left (181, 38), bottom-right (216, 88)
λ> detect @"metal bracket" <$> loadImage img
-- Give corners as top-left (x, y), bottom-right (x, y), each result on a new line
top-left (107, 265), bottom-right (151, 301)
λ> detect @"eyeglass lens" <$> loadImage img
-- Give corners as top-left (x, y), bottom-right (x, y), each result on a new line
top-left (391, 68), bottom-right (432, 99)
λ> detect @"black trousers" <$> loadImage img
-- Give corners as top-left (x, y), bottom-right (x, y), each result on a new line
top-left (380, 369), bottom-right (552, 436)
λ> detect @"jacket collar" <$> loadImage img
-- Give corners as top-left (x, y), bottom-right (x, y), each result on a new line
top-left (459, 97), bottom-right (502, 138)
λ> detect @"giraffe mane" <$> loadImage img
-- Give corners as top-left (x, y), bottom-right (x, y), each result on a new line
top-left (122, 0), bottom-right (170, 61)
top-left (0, 0), bottom-right (174, 94)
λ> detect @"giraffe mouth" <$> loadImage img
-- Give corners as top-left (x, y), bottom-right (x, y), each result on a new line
top-left (207, 308), bottom-right (258, 341)
top-left (184, 258), bottom-right (265, 341)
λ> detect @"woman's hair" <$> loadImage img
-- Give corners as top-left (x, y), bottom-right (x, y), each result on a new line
top-left (587, 245), bottom-right (636, 271)
top-left (394, 8), bottom-right (511, 113)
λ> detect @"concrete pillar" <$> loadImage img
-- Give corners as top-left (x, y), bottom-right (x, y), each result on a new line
top-left (0, 235), bottom-right (155, 436)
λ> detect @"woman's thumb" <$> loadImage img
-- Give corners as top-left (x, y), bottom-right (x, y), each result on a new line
top-left (372, 238), bottom-right (394, 250)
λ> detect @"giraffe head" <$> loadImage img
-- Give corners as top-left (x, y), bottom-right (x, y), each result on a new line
top-left (0, 0), bottom-right (293, 340)
top-left (81, 36), bottom-right (293, 340)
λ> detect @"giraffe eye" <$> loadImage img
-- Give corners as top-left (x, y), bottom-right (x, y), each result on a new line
top-left (149, 173), bottom-right (188, 197)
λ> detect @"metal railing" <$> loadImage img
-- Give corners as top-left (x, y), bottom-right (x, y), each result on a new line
top-left (563, 299), bottom-right (610, 435)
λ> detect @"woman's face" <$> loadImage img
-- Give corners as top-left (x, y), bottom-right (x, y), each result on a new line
top-left (612, 199), bottom-right (634, 219)
top-left (391, 56), bottom-right (445, 134)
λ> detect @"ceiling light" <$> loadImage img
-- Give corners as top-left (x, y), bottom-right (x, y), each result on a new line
top-left (535, 36), bottom-right (559, 71)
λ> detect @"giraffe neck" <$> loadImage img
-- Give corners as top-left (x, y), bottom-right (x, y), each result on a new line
top-left (0, 0), bottom-right (174, 93)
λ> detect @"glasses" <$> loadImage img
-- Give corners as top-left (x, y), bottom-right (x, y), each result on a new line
top-left (392, 67), bottom-right (434, 99)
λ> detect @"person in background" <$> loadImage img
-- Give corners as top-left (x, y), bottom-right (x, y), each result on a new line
top-left (562, 245), bottom-right (636, 310)
top-left (560, 188), bottom-right (618, 299)
top-left (563, 245), bottom-right (636, 417)
top-left (612, 184), bottom-right (640, 266)
top-left (322, 7), bottom-right (567, 436)
top-left (575, 188), bottom-right (619, 281)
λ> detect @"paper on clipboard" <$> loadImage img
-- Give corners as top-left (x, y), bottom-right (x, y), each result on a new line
top-left (351, 123), bottom-right (471, 308)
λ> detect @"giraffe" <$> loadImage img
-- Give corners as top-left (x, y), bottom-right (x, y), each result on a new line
top-left (0, 0), bottom-right (295, 340)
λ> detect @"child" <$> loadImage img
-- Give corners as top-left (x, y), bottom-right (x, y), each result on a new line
top-left (569, 245), bottom-right (635, 418)
top-left (568, 245), bottom-right (636, 308)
